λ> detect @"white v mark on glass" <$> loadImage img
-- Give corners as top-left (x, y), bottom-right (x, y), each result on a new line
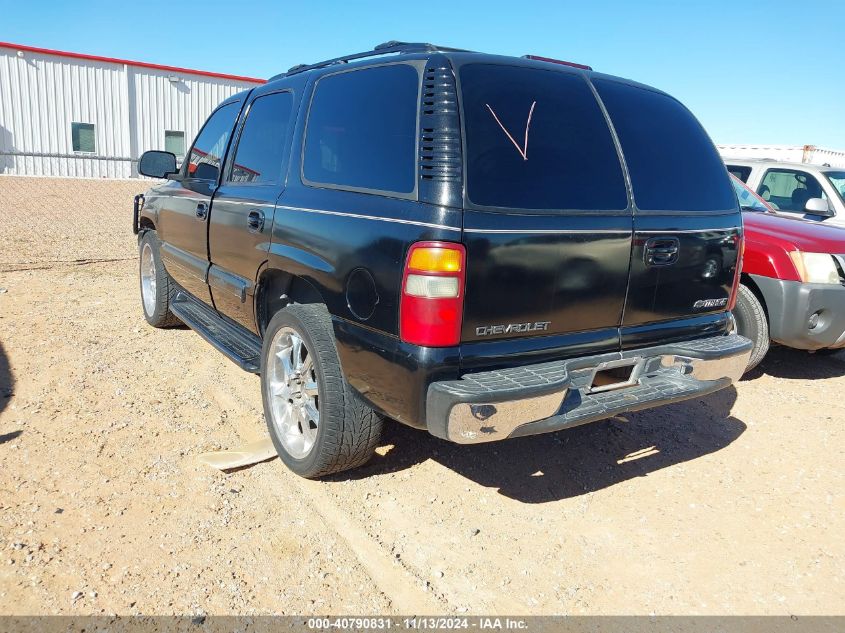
top-left (485, 101), bottom-right (537, 161)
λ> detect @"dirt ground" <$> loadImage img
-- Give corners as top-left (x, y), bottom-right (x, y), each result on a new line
top-left (0, 176), bottom-right (844, 616)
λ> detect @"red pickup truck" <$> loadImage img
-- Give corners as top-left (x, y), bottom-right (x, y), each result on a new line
top-left (732, 175), bottom-right (845, 370)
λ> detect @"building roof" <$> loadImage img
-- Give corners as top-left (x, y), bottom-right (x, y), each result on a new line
top-left (0, 41), bottom-right (266, 84)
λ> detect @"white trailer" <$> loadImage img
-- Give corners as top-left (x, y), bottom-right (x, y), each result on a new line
top-left (718, 144), bottom-right (845, 169)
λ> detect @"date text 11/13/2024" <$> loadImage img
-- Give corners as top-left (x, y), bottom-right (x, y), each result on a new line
top-left (306, 616), bottom-right (529, 630)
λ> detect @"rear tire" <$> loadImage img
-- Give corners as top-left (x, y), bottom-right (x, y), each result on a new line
top-left (138, 231), bottom-right (180, 328)
top-left (260, 303), bottom-right (383, 478)
top-left (733, 283), bottom-right (770, 372)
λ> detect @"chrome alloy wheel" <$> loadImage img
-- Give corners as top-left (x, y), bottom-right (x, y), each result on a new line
top-left (140, 242), bottom-right (156, 316)
top-left (266, 327), bottom-right (320, 458)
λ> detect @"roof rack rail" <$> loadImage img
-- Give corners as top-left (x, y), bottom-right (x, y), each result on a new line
top-left (269, 40), bottom-right (470, 81)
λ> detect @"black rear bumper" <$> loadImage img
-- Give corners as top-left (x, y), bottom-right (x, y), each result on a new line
top-left (426, 334), bottom-right (752, 444)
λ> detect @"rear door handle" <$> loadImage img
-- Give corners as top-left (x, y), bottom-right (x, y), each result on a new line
top-left (195, 202), bottom-right (209, 219)
top-left (644, 237), bottom-right (680, 266)
top-left (247, 209), bottom-right (265, 232)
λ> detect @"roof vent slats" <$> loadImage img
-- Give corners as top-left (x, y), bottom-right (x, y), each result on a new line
top-left (418, 61), bottom-right (462, 191)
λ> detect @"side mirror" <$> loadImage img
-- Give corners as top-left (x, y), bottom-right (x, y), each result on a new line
top-left (804, 197), bottom-right (834, 218)
top-left (138, 150), bottom-right (177, 179)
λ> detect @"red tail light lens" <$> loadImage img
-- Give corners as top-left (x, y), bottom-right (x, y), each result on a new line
top-left (728, 233), bottom-right (745, 312)
top-left (400, 241), bottom-right (466, 347)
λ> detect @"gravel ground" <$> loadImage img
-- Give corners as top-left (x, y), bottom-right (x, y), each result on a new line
top-left (0, 176), bottom-right (844, 616)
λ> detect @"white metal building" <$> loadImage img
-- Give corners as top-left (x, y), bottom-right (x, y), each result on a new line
top-left (0, 41), bottom-right (264, 178)
top-left (718, 144), bottom-right (845, 169)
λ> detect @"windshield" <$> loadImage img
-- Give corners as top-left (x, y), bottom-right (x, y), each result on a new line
top-left (824, 171), bottom-right (845, 204)
top-left (730, 174), bottom-right (771, 213)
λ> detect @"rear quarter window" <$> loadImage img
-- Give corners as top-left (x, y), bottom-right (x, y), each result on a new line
top-left (594, 79), bottom-right (736, 212)
top-left (459, 64), bottom-right (628, 211)
top-left (303, 64), bottom-right (419, 195)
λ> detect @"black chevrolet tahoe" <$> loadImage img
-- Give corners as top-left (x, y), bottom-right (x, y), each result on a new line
top-left (134, 41), bottom-right (752, 478)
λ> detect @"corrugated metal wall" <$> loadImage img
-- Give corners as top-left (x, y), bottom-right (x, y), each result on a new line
top-left (0, 46), bottom-right (259, 178)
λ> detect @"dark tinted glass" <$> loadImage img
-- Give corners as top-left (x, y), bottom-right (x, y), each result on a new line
top-left (230, 92), bottom-right (294, 184)
top-left (304, 64), bottom-right (418, 194)
top-left (186, 102), bottom-right (239, 180)
top-left (460, 64), bottom-right (627, 211)
top-left (594, 79), bottom-right (735, 212)
top-left (727, 165), bottom-right (752, 183)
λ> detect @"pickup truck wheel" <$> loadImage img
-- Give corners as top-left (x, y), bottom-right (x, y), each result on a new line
top-left (138, 231), bottom-right (180, 328)
top-left (261, 304), bottom-right (383, 478)
top-left (733, 284), bottom-right (770, 372)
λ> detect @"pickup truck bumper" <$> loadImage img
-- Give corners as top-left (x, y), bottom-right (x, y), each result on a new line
top-left (751, 275), bottom-right (845, 350)
top-left (426, 334), bottom-right (752, 444)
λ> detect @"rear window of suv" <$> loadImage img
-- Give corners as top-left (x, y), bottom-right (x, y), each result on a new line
top-left (459, 64), bottom-right (628, 211)
top-left (594, 79), bottom-right (736, 212)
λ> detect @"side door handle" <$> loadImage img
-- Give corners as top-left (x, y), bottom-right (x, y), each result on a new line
top-left (195, 202), bottom-right (209, 219)
top-left (644, 237), bottom-right (680, 266)
top-left (247, 209), bottom-right (265, 233)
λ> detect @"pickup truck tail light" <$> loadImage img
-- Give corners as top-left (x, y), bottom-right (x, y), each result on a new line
top-left (728, 234), bottom-right (745, 312)
top-left (400, 242), bottom-right (466, 347)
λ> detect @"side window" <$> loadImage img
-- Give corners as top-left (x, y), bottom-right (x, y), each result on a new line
top-left (594, 79), bottom-right (736, 212)
top-left (727, 165), bottom-right (751, 183)
top-left (71, 122), bottom-right (96, 153)
top-left (186, 102), bottom-right (240, 181)
top-left (165, 130), bottom-right (186, 158)
top-left (229, 92), bottom-right (294, 184)
top-left (758, 169), bottom-right (828, 212)
top-left (303, 64), bottom-right (419, 194)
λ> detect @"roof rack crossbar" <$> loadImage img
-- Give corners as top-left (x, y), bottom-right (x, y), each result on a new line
top-left (270, 41), bottom-right (469, 81)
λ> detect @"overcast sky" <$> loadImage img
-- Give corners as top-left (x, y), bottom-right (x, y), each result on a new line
top-left (2, 0), bottom-right (843, 149)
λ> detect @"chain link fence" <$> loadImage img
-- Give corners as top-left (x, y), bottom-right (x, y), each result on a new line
top-left (0, 175), bottom-right (145, 270)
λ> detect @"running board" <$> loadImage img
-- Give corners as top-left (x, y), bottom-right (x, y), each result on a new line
top-left (170, 291), bottom-right (262, 373)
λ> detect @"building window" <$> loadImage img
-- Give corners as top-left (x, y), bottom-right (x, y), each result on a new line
top-left (165, 130), bottom-right (185, 157)
top-left (71, 122), bottom-right (95, 153)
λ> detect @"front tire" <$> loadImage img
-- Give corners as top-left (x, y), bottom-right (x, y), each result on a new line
top-left (138, 231), bottom-right (180, 328)
top-left (733, 283), bottom-right (770, 372)
top-left (260, 303), bottom-right (383, 478)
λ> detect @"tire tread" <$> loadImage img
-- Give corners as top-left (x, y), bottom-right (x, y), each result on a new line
top-left (140, 231), bottom-right (180, 328)
top-left (735, 284), bottom-right (770, 372)
top-left (262, 303), bottom-right (383, 478)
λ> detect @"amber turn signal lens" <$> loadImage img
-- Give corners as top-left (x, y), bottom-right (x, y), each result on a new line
top-left (407, 247), bottom-right (463, 273)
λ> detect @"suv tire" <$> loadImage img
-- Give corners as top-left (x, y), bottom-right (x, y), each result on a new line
top-left (733, 283), bottom-right (769, 372)
top-left (260, 303), bottom-right (383, 478)
top-left (139, 231), bottom-right (180, 328)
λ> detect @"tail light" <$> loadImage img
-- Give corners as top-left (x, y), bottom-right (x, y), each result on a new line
top-left (728, 233), bottom-right (745, 312)
top-left (400, 241), bottom-right (466, 347)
